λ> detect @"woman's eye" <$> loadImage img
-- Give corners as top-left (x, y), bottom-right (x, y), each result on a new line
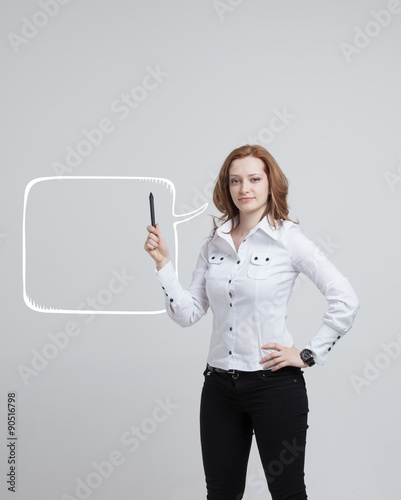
top-left (231, 178), bottom-right (260, 184)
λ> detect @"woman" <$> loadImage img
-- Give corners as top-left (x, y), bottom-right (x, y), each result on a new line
top-left (144, 144), bottom-right (360, 500)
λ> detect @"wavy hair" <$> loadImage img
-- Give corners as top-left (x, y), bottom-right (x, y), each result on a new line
top-left (207, 144), bottom-right (298, 244)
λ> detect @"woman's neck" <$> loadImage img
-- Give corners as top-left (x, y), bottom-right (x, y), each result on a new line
top-left (232, 211), bottom-right (265, 236)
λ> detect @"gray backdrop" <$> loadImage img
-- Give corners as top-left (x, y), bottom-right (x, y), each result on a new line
top-left (1, 1), bottom-right (400, 499)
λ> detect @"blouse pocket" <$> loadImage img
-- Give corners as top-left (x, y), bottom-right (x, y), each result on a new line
top-left (205, 252), bottom-right (229, 279)
top-left (247, 250), bottom-right (273, 279)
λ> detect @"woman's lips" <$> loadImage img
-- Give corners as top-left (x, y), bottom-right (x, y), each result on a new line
top-left (239, 197), bottom-right (254, 201)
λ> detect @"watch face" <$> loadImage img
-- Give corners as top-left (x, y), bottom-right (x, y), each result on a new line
top-left (301, 349), bottom-right (314, 365)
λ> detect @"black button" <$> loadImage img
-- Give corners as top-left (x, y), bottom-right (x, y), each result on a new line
top-left (230, 303), bottom-right (232, 307)
top-left (165, 293), bottom-right (168, 296)
top-left (237, 260), bottom-right (240, 264)
top-left (229, 280), bottom-right (231, 283)
top-left (337, 336), bottom-right (341, 339)
top-left (229, 351), bottom-right (232, 355)
top-left (162, 286), bottom-right (165, 290)
top-left (332, 341), bottom-right (336, 345)
top-left (265, 257), bottom-right (269, 261)
top-left (254, 256), bottom-right (258, 260)
top-left (220, 257), bottom-right (224, 260)
top-left (170, 298), bottom-right (173, 302)
top-left (243, 239), bottom-right (246, 242)
top-left (211, 256), bottom-right (215, 259)
top-left (229, 327), bottom-right (232, 331)
top-left (328, 347), bottom-right (331, 351)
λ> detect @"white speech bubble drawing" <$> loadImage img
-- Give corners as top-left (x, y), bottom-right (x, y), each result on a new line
top-left (22, 176), bottom-right (208, 314)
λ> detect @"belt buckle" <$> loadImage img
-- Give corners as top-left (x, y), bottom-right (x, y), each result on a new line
top-left (227, 368), bottom-right (239, 379)
top-left (208, 365), bottom-right (239, 379)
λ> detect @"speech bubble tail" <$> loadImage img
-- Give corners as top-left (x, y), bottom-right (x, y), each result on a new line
top-left (173, 203), bottom-right (208, 224)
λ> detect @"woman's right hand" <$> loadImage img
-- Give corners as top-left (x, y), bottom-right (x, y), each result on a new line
top-left (144, 223), bottom-right (171, 270)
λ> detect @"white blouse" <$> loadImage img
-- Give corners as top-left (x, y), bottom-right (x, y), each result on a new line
top-left (154, 215), bottom-right (360, 370)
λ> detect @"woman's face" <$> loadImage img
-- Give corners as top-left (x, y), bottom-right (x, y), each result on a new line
top-left (228, 156), bottom-right (269, 216)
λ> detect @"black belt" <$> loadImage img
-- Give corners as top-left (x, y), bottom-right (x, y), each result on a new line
top-left (206, 363), bottom-right (300, 379)
top-left (207, 363), bottom-right (246, 378)
top-left (207, 363), bottom-right (240, 374)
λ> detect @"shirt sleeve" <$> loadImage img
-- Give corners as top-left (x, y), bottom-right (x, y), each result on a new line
top-left (283, 224), bottom-right (360, 365)
top-left (153, 239), bottom-right (210, 327)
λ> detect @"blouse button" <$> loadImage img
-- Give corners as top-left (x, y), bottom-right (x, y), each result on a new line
top-left (328, 347), bottom-right (331, 351)
top-left (229, 351), bottom-right (232, 355)
top-left (237, 260), bottom-right (240, 264)
top-left (254, 256), bottom-right (258, 260)
top-left (165, 293), bottom-right (168, 297)
top-left (211, 256), bottom-right (215, 260)
top-left (337, 336), bottom-right (341, 339)
top-left (229, 280), bottom-right (231, 283)
top-left (162, 286), bottom-right (165, 290)
top-left (230, 303), bottom-right (232, 307)
top-left (220, 257), bottom-right (224, 260)
top-left (265, 257), bottom-right (269, 261)
top-left (229, 327), bottom-right (232, 331)
top-left (170, 298), bottom-right (174, 302)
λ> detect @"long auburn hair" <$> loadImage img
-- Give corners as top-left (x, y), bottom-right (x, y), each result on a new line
top-left (207, 144), bottom-right (298, 244)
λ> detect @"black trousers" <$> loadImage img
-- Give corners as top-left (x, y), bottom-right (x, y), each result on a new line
top-left (200, 365), bottom-right (309, 500)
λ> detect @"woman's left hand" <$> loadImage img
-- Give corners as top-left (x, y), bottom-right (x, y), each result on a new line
top-left (259, 343), bottom-right (308, 371)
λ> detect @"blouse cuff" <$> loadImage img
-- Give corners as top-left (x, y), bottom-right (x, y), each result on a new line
top-left (303, 322), bottom-right (344, 366)
top-left (154, 260), bottom-right (176, 286)
top-left (154, 260), bottom-right (186, 308)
